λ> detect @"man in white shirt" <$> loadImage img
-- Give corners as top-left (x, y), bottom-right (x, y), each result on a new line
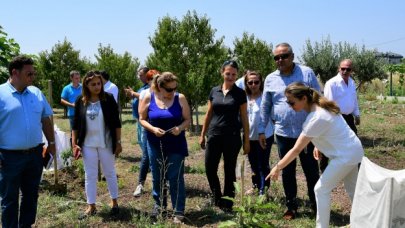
top-left (100, 70), bottom-right (119, 103)
top-left (321, 59), bottom-right (360, 171)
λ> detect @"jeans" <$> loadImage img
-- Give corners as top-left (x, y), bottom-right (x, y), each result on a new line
top-left (82, 146), bottom-right (118, 204)
top-left (276, 135), bottom-right (320, 211)
top-left (315, 159), bottom-right (358, 227)
top-left (205, 134), bottom-right (241, 208)
top-left (0, 145), bottom-right (43, 228)
top-left (147, 141), bottom-right (185, 214)
top-left (247, 136), bottom-right (274, 195)
top-left (137, 121), bottom-right (149, 185)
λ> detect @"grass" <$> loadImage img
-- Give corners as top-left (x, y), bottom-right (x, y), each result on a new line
top-left (2, 97), bottom-right (404, 227)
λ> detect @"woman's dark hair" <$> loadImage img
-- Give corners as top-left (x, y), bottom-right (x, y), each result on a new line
top-left (221, 60), bottom-right (239, 72)
top-left (81, 70), bottom-right (106, 105)
top-left (244, 71), bottom-right (264, 95)
top-left (151, 72), bottom-right (178, 93)
top-left (285, 82), bottom-right (340, 114)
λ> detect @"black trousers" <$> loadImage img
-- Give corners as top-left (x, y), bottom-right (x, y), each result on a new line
top-left (205, 134), bottom-right (241, 208)
top-left (320, 114), bottom-right (357, 173)
top-left (276, 135), bottom-right (320, 211)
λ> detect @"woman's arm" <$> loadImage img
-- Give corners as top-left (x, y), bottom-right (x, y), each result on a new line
top-left (267, 133), bottom-right (312, 180)
top-left (170, 93), bottom-right (191, 136)
top-left (138, 93), bottom-right (165, 137)
top-left (240, 102), bottom-right (250, 154)
top-left (199, 100), bottom-right (213, 149)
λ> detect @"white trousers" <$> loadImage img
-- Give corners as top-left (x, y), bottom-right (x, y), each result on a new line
top-left (82, 146), bottom-right (119, 204)
top-left (314, 158), bottom-right (358, 228)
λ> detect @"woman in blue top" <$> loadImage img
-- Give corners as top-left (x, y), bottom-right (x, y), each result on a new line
top-left (199, 60), bottom-right (250, 211)
top-left (139, 72), bottom-right (191, 223)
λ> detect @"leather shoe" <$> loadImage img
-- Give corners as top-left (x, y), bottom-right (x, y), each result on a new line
top-left (282, 210), bottom-right (296, 220)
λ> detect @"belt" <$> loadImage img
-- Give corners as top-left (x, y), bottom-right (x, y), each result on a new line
top-left (0, 144), bottom-right (44, 154)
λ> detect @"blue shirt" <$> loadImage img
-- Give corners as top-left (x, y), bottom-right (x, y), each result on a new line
top-left (61, 83), bottom-right (82, 117)
top-left (132, 83), bottom-right (150, 119)
top-left (0, 82), bottom-right (53, 150)
top-left (259, 64), bottom-right (320, 138)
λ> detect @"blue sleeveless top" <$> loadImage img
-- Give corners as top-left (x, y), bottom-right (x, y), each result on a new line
top-left (147, 92), bottom-right (188, 156)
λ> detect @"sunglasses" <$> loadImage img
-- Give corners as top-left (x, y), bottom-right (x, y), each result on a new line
top-left (340, 67), bottom-right (352, 72)
top-left (162, 86), bottom-right (177, 93)
top-left (273, 53), bottom-right (290, 61)
top-left (286, 100), bottom-right (295, 106)
top-left (247, 80), bottom-right (260, 86)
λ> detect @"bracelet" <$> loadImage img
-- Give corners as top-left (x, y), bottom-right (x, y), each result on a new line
top-left (49, 141), bottom-right (55, 145)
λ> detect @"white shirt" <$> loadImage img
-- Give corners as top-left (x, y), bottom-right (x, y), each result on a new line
top-left (104, 80), bottom-right (119, 102)
top-left (235, 76), bottom-right (245, 90)
top-left (247, 95), bottom-right (273, 140)
top-left (302, 107), bottom-right (363, 165)
top-left (84, 101), bottom-right (112, 148)
top-left (324, 74), bottom-right (360, 116)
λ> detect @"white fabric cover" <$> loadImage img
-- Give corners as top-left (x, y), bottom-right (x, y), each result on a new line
top-left (351, 157), bottom-right (405, 228)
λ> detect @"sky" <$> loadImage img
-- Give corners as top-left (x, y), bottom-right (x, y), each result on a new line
top-left (1, 0), bottom-right (405, 64)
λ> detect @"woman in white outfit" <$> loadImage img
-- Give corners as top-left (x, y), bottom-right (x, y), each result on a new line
top-left (267, 82), bottom-right (364, 228)
top-left (72, 71), bottom-right (122, 219)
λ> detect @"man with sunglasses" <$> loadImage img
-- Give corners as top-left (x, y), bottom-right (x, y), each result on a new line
top-left (258, 43), bottom-right (320, 220)
top-left (0, 55), bottom-right (55, 227)
top-left (321, 59), bottom-right (360, 172)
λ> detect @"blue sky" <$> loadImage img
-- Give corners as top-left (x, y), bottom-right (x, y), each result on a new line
top-left (1, 0), bottom-right (405, 64)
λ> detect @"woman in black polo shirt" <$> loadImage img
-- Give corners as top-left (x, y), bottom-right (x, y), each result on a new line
top-left (199, 60), bottom-right (250, 211)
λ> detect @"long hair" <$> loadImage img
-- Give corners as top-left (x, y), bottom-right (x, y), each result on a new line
top-left (81, 70), bottom-right (106, 106)
top-left (151, 72), bottom-right (178, 93)
top-left (244, 71), bottom-right (264, 95)
top-left (285, 82), bottom-right (340, 114)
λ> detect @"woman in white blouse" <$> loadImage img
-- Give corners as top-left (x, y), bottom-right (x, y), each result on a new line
top-left (267, 82), bottom-right (364, 228)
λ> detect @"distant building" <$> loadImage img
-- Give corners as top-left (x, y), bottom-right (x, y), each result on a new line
top-left (375, 52), bottom-right (403, 64)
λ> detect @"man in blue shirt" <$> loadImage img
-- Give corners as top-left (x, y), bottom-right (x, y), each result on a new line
top-left (259, 43), bottom-right (320, 220)
top-left (0, 55), bottom-right (56, 227)
top-left (61, 70), bottom-right (82, 130)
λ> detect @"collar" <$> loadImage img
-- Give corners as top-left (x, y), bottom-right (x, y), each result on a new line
top-left (215, 83), bottom-right (237, 92)
top-left (7, 81), bottom-right (29, 94)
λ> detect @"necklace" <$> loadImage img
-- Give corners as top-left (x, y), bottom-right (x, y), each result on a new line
top-left (88, 101), bottom-right (100, 120)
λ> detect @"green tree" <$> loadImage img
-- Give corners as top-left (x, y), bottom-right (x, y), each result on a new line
top-left (0, 25), bottom-right (20, 82)
top-left (300, 36), bottom-right (339, 83)
top-left (95, 44), bottom-right (140, 107)
top-left (146, 10), bottom-right (228, 130)
top-left (36, 38), bottom-right (87, 106)
top-left (352, 46), bottom-right (386, 88)
top-left (233, 32), bottom-right (275, 76)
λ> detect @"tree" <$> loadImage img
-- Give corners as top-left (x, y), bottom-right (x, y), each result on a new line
top-left (0, 25), bottom-right (20, 82)
top-left (146, 10), bottom-right (228, 131)
top-left (300, 36), bottom-right (339, 83)
top-left (95, 44), bottom-right (140, 107)
top-left (351, 46), bottom-right (386, 88)
top-left (36, 38), bottom-right (87, 106)
top-left (233, 32), bottom-right (275, 76)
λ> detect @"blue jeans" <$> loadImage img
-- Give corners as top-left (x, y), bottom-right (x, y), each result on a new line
top-left (137, 122), bottom-right (149, 185)
top-left (147, 141), bottom-right (185, 214)
top-left (247, 136), bottom-right (274, 195)
top-left (0, 145), bottom-right (43, 228)
top-left (276, 135), bottom-right (319, 211)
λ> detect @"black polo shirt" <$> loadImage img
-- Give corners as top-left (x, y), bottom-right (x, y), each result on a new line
top-left (208, 84), bottom-right (247, 136)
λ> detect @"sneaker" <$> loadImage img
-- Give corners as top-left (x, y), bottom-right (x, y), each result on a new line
top-left (133, 184), bottom-right (144, 197)
top-left (173, 215), bottom-right (184, 224)
top-left (282, 210), bottom-right (296, 220)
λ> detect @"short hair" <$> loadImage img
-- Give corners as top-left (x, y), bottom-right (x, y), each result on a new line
top-left (275, 42), bottom-right (293, 54)
top-left (70, 70), bottom-right (80, 77)
top-left (146, 69), bottom-right (160, 81)
top-left (100, 70), bottom-right (110, 81)
top-left (8, 55), bottom-right (34, 75)
top-left (138, 67), bottom-right (150, 75)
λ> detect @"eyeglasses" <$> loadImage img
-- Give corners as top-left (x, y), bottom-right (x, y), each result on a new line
top-left (273, 53), bottom-right (291, 61)
top-left (247, 80), bottom-right (260, 86)
top-left (162, 86), bottom-right (177, 93)
top-left (340, 67), bottom-right (352, 72)
top-left (286, 100), bottom-right (295, 106)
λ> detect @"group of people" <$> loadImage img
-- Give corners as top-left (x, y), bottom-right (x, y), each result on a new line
top-left (0, 41), bottom-right (364, 227)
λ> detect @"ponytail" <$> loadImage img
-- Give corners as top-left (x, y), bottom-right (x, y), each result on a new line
top-left (285, 82), bottom-right (340, 114)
